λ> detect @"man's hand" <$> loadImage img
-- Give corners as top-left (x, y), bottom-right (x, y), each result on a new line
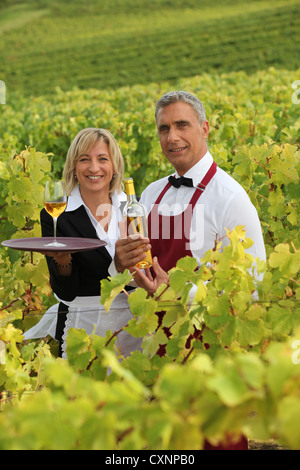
top-left (132, 256), bottom-right (169, 296)
top-left (114, 221), bottom-right (152, 272)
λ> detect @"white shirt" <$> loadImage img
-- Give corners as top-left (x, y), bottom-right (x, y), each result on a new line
top-left (140, 151), bottom-right (266, 265)
top-left (67, 184), bottom-right (127, 258)
top-left (108, 151), bottom-right (266, 278)
top-left (60, 185), bottom-right (127, 304)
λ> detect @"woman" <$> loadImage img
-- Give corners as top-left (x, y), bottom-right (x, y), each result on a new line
top-left (25, 128), bottom-right (141, 358)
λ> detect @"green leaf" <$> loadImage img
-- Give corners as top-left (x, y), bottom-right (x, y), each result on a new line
top-left (66, 328), bottom-right (91, 360)
top-left (269, 244), bottom-right (300, 277)
top-left (100, 270), bottom-right (133, 312)
top-left (194, 280), bottom-right (207, 302)
top-left (267, 304), bottom-right (295, 336)
top-left (236, 318), bottom-right (267, 347)
top-left (207, 363), bottom-right (249, 407)
top-left (176, 256), bottom-right (198, 272)
top-left (278, 397), bottom-right (300, 449)
top-left (126, 288), bottom-right (158, 337)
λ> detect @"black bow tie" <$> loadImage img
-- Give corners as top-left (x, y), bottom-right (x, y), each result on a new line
top-left (168, 175), bottom-right (194, 188)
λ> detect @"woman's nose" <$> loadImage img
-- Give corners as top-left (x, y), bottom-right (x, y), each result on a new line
top-left (89, 158), bottom-right (99, 172)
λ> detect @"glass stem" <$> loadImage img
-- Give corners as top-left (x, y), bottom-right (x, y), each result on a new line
top-left (53, 217), bottom-right (57, 241)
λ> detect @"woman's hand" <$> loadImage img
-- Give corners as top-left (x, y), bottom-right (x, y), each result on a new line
top-left (131, 256), bottom-right (169, 296)
top-left (40, 250), bottom-right (74, 276)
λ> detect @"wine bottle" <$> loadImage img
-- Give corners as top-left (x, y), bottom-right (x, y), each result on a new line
top-left (123, 177), bottom-right (153, 269)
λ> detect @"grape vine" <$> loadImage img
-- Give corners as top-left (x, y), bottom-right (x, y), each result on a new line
top-left (0, 68), bottom-right (299, 449)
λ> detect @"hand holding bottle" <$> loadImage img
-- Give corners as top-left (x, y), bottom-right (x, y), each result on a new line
top-left (114, 221), bottom-right (169, 294)
top-left (122, 177), bottom-right (153, 269)
top-left (132, 256), bottom-right (169, 296)
top-left (114, 220), bottom-right (151, 272)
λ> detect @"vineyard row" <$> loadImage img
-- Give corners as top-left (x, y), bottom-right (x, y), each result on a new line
top-left (0, 2), bottom-right (299, 96)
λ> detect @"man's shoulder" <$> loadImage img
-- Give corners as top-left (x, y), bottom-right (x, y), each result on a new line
top-left (214, 166), bottom-right (248, 196)
top-left (141, 175), bottom-right (170, 197)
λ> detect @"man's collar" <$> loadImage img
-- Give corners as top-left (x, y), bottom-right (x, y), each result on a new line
top-left (172, 151), bottom-right (214, 187)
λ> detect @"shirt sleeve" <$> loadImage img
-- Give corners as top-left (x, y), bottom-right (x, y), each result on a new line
top-left (218, 191), bottom-right (266, 262)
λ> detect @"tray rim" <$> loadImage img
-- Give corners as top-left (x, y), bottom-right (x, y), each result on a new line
top-left (1, 237), bottom-right (107, 252)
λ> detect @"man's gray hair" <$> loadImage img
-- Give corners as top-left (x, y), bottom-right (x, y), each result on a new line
top-left (155, 91), bottom-right (206, 124)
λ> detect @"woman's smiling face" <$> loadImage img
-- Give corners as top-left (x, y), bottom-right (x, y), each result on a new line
top-left (75, 139), bottom-right (114, 198)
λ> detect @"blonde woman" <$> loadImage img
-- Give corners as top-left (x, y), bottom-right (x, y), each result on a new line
top-left (25, 128), bottom-right (141, 358)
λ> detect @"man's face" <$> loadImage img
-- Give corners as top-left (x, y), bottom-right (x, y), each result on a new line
top-left (156, 101), bottom-right (209, 176)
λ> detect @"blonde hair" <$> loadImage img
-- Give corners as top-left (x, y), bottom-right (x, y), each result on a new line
top-left (63, 128), bottom-right (124, 196)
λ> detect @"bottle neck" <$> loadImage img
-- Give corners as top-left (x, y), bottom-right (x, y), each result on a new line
top-left (127, 193), bottom-right (137, 203)
top-left (124, 178), bottom-right (137, 200)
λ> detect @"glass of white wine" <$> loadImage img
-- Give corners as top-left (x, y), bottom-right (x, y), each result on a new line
top-left (43, 180), bottom-right (67, 247)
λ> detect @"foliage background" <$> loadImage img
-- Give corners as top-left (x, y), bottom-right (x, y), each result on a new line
top-left (0, 0), bottom-right (300, 96)
top-left (0, 0), bottom-right (299, 451)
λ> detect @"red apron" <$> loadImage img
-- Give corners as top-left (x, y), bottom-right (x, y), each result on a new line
top-left (148, 161), bottom-right (217, 271)
top-left (147, 161), bottom-right (248, 450)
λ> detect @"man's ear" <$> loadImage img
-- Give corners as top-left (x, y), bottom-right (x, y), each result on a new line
top-left (201, 120), bottom-right (210, 139)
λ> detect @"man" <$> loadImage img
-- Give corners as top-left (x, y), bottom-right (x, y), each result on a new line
top-left (112, 91), bottom-right (266, 450)
top-left (113, 90), bottom-right (266, 293)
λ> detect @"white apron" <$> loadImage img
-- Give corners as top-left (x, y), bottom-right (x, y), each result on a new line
top-left (24, 292), bottom-right (142, 359)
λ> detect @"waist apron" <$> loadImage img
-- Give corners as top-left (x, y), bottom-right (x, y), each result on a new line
top-left (60, 292), bottom-right (142, 359)
top-left (148, 162), bottom-right (248, 450)
top-left (23, 291), bottom-right (141, 360)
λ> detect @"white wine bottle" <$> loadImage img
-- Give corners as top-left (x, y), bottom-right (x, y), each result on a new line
top-left (123, 177), bottom-right (153, 269)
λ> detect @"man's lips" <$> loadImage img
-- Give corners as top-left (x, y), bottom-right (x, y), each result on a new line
top-left (169, 146), bottom-right (188, 153)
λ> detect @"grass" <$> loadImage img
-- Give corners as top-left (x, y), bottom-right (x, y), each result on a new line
top-left (0, 0), bottom-right (299, 97)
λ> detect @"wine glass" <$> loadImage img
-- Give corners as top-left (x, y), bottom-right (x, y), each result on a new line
top-left (43, 180), bottom-right (67, 247)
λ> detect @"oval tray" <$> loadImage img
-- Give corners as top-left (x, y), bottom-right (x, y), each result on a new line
top-left (1, 237), bottom-right (107, 253)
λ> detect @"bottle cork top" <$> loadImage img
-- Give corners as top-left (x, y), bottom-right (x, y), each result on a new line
top-left (124, 177), bottom-right (135, 196)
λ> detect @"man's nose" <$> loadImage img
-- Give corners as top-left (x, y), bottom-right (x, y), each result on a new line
top-left (167, 126), bottom-right (179, 142)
